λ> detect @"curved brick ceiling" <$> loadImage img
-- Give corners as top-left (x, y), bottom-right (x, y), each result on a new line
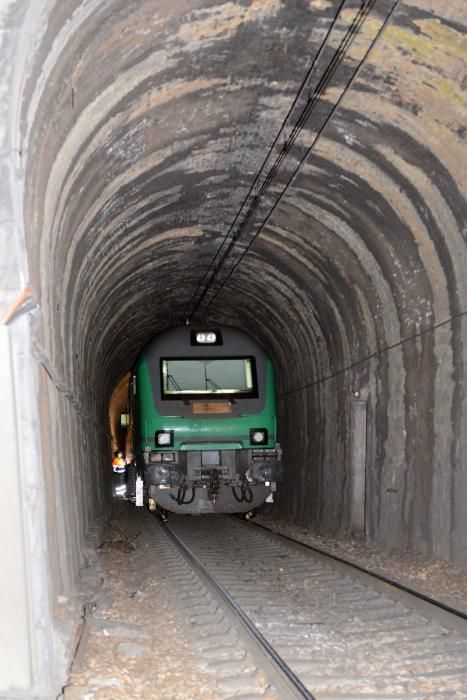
top-left (19, 0), bottom-right (466, 556)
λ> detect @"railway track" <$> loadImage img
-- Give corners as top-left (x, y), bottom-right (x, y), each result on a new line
top-left (159, 513), bottom-right (467, 699)
top-left (138, 507), bottom-right (282, 699)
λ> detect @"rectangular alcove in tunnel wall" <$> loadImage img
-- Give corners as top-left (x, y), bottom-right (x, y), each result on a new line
top-left (349, 396), bottom-right (367, 536)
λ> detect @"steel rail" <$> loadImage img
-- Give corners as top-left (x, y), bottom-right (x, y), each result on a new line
top-left (160, 518), bottom-right (316, 700)
top-left (250, 520), bottom-right (467, 622)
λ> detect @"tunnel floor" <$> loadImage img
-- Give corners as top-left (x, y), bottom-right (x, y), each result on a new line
top-left (65, 500), bottom-right (221, 700)
top-left (253, 516), bottom-right (467, 616)
top-left (61, 497), bottom-right (467, 699)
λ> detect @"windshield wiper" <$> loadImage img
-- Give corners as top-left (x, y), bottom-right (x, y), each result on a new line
top-left (206, 377), bottom-right (222, 390)
top-left (206, 377), bottom-right (237, 405)
top-left (168, 374), bottom-right (190, 406)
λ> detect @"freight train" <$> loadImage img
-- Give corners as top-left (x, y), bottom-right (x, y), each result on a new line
top-left (128, 325), bottom-right (283, 514)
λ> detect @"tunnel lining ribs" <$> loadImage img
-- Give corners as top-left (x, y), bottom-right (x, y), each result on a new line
top-left (0, 0), bottom-right (465, 696)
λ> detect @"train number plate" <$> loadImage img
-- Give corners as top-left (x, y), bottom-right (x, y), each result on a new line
top-left (192, 402), bottom-right (232, 414)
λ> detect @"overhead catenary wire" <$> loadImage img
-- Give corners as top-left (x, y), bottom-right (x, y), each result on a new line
top-left (186, 0), bottom-right (373, 319)
top-left (185, 0), bottom-right (400, 320)
top-left (279, 309), bottom-right (467, 398)
top-left (204, 0), bottom-right (400, 313)
top-left (184, 0), bottom-right (348, 320)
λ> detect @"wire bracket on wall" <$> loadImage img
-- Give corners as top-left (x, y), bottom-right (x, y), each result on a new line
top-left (0, 286), bottom-right (35, 325)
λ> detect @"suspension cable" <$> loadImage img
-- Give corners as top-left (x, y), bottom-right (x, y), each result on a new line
top-left (185, 0), bottom-right (400, 320)
top-left (184, 0), bottom-right (348, 320)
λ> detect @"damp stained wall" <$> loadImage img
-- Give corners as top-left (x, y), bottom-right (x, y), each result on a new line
top-left (0, 0), bottom-right (465, 694)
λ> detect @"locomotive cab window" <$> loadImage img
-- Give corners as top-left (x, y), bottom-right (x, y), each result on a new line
top-left (161, 357), bottom-right (257, 399)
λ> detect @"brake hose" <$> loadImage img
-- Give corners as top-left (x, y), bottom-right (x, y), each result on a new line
top-left (243, 484), bottom-right (253, 503)
top-left (231, 485), bottom-right (244, 502)
top-left (177, 485), bottom-right (196, 505)
top-left (232, 483), bottom-right (254, 503)
top-left (182, 487), bottom-right (196, 504)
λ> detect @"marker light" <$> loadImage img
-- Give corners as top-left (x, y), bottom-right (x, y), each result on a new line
top-left (196, 332), bottom-right (217, 344)
top-left (156, 430), bottom-right (174, 447)
top-left (191, 330), bottom-right (222, 346)
top-left (250, 428), bottom-right (268, 445)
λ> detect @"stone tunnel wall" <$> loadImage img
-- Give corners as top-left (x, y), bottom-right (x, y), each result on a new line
top-left (1, 0), bottom-right (465, 694)
top-left (3, 0), bottom-right (466, 652)
top-left (206, 0), bottom-right (467, 563)
top-left (15, 0), bottom-right (467, 574)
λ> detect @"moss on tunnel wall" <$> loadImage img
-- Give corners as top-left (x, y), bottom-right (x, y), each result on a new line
top-left (10, 0), bottom-right (467, 580)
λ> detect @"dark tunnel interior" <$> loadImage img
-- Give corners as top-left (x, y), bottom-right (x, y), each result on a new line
top-left (5, 0), bottom-right (465, 628)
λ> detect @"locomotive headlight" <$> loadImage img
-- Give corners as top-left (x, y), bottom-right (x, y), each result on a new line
top-left (250, 428), bottom-right (268, 445)
top-left (191, 329), bottom-right (222, 345)
top-left (156, 430), bottom-right (174, 447)
top-left (196, 331), bottom-right (217, 344)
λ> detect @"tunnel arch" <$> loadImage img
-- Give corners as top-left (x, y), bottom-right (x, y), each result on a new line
top-left (0, 0), bottom-right (465, 695)
top-left (16, 0), bottom-right (466, 554)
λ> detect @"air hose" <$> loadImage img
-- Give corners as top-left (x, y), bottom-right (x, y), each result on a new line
top-left (231, 483), bottom-right (253, 503)
top-left (176, 485), bottom-right (196, 505)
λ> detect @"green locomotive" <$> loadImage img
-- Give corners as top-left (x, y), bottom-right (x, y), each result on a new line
top-left (130, 325), bottom-right (283, 514)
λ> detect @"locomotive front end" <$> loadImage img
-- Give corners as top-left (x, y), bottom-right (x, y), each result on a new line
top-left (131, 326), bottom-right (283, 514)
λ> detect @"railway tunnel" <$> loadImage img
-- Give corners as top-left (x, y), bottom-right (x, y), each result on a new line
top-left (0, 0), bottom-right (465, 696)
